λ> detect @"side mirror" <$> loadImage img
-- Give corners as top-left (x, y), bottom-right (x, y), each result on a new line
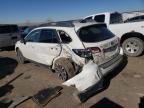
top-left (20, 35), bottom-right (26, 44)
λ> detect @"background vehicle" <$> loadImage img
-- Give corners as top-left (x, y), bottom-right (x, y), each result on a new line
top-left (84, 10), bottom-right (144, 56)
top-left (0, 24), bottom-right (20, 48)
top-left (124, 15), bottom-right (144, 23)
top-left (15, 22), bottom-right (123, 81)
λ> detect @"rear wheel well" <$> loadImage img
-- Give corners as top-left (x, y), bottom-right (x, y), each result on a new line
top-left (53, 57), bottom-right (81, 74)
top-left (120, 32), bottom-right (144, 46)
top-left (53, 57), bottom-right (76, 80)
top-left (53, 58), bottom-right (75, 69)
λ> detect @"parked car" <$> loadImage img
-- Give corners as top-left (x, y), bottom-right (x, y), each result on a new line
top-left (0, 24), bottom-right (20, 48)
top-left (84, 11), bottom-right (144, 56)
top-left (15, 22), bottom-right (123, 81)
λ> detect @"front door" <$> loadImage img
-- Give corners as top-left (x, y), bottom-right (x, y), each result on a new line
top-left (20, 29), bottom-right (41, 61)
top-left (32, 29), bottom-right (61, 65)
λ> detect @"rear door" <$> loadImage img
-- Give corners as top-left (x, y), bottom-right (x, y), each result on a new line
top-left (32, 29), bottom-right (61, 65)
top-left (0, 25), bottom-right (11, 48)
top-left (20, 29), bottom-right (41, 61)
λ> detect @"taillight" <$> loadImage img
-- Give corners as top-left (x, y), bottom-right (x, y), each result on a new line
top-left (72, 48), bottom-right (92, 58)
top-left (90, 47), bottom-right (101, 53)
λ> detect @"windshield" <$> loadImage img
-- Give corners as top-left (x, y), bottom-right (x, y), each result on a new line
top-left (110, 13), bottom-right (123, 24)
top-left (78, 24), bottom-right (115, 43)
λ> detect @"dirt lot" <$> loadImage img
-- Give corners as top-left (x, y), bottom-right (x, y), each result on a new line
top-left (0, 50), bottom-right (144, 108)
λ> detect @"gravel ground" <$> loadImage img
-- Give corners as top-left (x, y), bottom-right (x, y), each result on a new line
top-left (0, 50), bottom-right (144, 108)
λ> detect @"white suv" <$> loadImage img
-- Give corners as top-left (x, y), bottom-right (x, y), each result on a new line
top-left (15, 22), bottom-right (123, 81)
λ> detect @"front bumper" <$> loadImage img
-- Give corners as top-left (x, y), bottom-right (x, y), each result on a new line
top-left (99, 54), bottom-right (123, 76)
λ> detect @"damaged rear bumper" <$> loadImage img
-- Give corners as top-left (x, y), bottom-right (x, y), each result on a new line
top-left (75, 54), bottom-right (123, 102)
top-left (99, 54), bottom-right (123, 76)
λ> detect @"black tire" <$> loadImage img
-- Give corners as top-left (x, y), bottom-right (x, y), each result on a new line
top-left (122, 37), bottom-right (144, 57)
top-left (54, 58), bottom-right (75, 81)
top-left (16, 49), bottom-right (25, 64)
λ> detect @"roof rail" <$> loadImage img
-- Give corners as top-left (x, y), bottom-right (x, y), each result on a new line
top-left (39, 19), bottom-right (97, 27)
top-left (39, 21), bottom-right (75, 27)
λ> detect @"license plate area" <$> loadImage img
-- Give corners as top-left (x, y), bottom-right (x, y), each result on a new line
top-left (103, 44), bottom-right (117, 53)
top-left (103, 44), bottom-right (118, 59)
top-left (104, 51), bottom-right (117, 59)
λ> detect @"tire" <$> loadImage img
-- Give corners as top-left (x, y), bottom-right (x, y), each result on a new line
top-left (54, 58), bottom-right (75, 81)
top-left (122, 37), bottom-right (144, 57)
top-left (16, 49), bottom-right (25, 64)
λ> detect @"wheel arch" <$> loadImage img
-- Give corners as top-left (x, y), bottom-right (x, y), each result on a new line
top-left (120, 32), bottom-right (144, 46)
top-left (52, 57), bottom-right (73, 70)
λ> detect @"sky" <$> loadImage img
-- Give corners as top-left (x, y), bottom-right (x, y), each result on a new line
top-left (0, 0), bottom-right (144, 24)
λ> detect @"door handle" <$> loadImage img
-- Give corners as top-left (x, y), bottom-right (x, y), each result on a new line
top-left (55, 48), bottom-right (58, 50)
top-left (51, 47), bottom-right (58, 50)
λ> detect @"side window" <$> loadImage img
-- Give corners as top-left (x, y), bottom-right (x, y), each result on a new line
top-left (94, 15), bottom-right (105, 22)
top-left (130, 17), bottom-right (138, 22)
top-left (39, 29), bottom-right (59, 43)
top-left (126, 16), bottom-right (140, 22)
top-left (58, 30), bottom-right (72, 43)
top-left (110, 13), bottom-right (123, 24)
top-left (25, 30), bottom-right (40, 42)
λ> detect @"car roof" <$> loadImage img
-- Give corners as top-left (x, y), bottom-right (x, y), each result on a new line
top-left (39, 21), bottom-right (75, 27)
top-left (34, 21), bottom-right (105, 31)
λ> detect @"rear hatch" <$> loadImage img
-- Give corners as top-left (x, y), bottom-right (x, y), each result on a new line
top-left (77, 24), bottom-right (120, 65)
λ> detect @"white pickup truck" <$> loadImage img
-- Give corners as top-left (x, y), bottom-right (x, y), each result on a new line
top-left (84, 11), bottom-right (144, 56)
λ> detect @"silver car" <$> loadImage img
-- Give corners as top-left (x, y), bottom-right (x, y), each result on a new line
top-left (0, 24), bottom-right (20, 48)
